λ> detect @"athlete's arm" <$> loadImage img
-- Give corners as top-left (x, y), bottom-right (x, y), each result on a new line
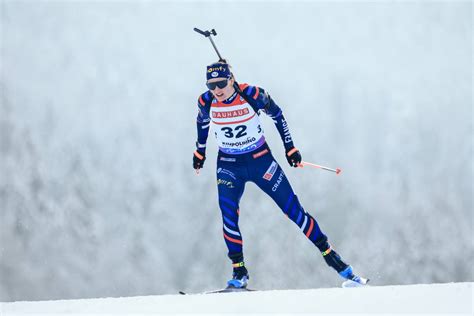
top-left (242, 85), bottom-right (302, 167)
top-left (196, 92), bottom-right (212, 152)
top-left (194, 92), bottom-right (212, 170)
top-left (242, 86), bottom-right (295, 151)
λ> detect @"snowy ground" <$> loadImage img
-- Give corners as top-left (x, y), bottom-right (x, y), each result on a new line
top-left (1, 282), bottom-right (472, 315)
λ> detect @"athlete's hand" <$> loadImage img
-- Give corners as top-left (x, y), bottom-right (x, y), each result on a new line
top-left (286, 147), bottom-right (302, 168)
top-left (193, 150), bottom-right (206, 170)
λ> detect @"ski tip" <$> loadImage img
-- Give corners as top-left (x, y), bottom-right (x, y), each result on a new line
top-left (336, 168), bottom-right (342, 175)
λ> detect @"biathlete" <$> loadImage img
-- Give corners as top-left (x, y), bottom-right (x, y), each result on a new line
top-left (193, 61), bottom-right (367, 288)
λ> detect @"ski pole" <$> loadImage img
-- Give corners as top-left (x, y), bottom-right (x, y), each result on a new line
top-left (300, 161), bottom-right (342, 175)
top-left (194, 27), bottom-right (246, 95)
top-left (194, 27), bottom-right (221, 177)
top-left (194, 27), bottom-right (225, 62)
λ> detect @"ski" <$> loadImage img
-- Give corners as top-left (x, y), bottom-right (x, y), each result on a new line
top-left (179, 279), bottom-right (369, 295)
top-left (179, 286), bottom-right (256, 295)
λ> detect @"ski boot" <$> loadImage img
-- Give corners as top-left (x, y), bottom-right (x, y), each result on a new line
top-left (227, 262), bottom-right (249, 288)
top-left (338, 265), bottom-right (369, 287)
top-left (316, 237), bottom-right (369, 287)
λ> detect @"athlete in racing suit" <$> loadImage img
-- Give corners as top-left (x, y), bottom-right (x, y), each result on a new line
top-left (193, 62), bottom-right (366, 288)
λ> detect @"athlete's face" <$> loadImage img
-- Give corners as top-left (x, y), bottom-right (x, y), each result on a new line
top-left (207, 77), bottom-right (235, 101)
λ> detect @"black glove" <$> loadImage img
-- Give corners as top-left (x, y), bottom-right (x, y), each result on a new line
top-left (193, 150), bottom-right (206, 170)
top-left (286, 147), bottom-right (302, 168)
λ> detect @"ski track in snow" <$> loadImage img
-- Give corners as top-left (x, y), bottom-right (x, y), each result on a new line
top-left (1, 282), bottom-right (472, 315)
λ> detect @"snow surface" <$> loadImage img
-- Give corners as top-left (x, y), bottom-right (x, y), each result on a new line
top-left (1, 282), bottom-right (472, 315)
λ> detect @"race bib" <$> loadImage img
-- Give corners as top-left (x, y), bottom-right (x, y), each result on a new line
top-left (211, 100), bottom-right (265, 154)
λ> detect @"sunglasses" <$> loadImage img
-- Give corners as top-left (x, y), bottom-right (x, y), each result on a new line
top-left (206, 79), bottom-right (229, 90)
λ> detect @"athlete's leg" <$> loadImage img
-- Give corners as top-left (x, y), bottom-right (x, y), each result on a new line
top-left (215, 161), bottom-right (246, 264)
top-left (251, 153), bottom-right (351, 274)
top-left (251, 153), bottom-right (327, 245)
top-left (216, 160), bottom-right (250, 287)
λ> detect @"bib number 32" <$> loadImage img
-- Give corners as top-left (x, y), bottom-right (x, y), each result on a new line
top-left (221, 125), bottom-right (247, 138)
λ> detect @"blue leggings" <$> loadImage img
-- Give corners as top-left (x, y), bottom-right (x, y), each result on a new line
top-left (216, 144), bottom-right (327, 262)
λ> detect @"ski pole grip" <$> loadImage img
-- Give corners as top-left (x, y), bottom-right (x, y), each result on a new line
top-left (194, 28), bottom-right (217, 37)
top-left (194, 28), bottom-right (207, 36)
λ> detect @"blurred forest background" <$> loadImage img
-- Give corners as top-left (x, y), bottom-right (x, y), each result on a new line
top-left (0, 0), bottom-right (472, 301)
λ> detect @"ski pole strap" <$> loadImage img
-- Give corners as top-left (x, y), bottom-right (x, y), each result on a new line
top-left (194, 151), bottom-right (204, 160)
top-left (232, 262), bottom-right (245, 268)
top-left (287, 148), bottom-right (298, 156)
top-left (321, 247), bottom-right (332, 256)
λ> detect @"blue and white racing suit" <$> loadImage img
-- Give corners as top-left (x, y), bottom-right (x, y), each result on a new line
top-left (196, 83), bottom-right (327, 263)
